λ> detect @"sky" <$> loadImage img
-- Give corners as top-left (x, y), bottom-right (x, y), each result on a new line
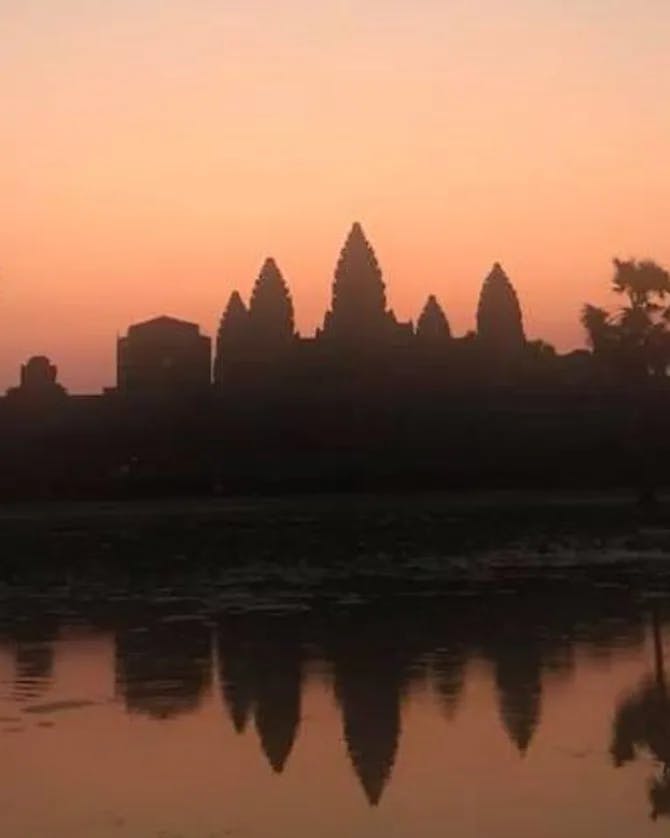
top-left (2, 0), bottom-right (670, 392)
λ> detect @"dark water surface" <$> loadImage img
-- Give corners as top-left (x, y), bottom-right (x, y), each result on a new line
top-left (2, 495), bottom-right (670, 837)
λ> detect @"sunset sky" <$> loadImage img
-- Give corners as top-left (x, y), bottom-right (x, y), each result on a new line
top-left (3, 0), bottom-right (670, 392)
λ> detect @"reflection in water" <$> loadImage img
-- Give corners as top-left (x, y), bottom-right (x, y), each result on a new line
top-left (432, 644), bottom-right (467, 720)
top-left (108, 595), bottom-right (650, 805)
top-left (493, 644), bottom-right (542, 754)
top-left (330, 613), bottom-right (411, 805)
top-left (0, 587), bottom-right (664, 834)
top-left (611, 610), bottom-right (670, 820)
top-left (14, 631), bottom-right (56, 701)
top-left (217, 616), bottom-right (256, 734)
top-left (0, 606), bottom-right (57, 702)
top-left (252, 619), bottom-right (303, 773)
top-left (115, 616), bottom-right (212, 719)
top-left (217, 615), bottom-right (303, 772)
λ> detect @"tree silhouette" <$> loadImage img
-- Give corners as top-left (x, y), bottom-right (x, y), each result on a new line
top-left (416, 295), bottom-right (451, 342)
top-left (248, 258), bottom-right (295, 346)
top-left (476, 263), bottom-right (525, 358)
top-left (582, 259), bottom-right (670, 379)
top-left (582, 259), bottom-right (670, 504)
top-left (213, 290), bottom-right (249, 385)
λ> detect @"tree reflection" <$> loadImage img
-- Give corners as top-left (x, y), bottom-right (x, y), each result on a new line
top-left (610, 610), bottom-right (670, 819)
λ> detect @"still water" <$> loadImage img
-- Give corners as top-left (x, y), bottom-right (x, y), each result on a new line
top-left (0, 587), bottom-right (668, 837)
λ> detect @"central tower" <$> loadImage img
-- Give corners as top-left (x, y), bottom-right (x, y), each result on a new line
top-left (320, 223), bottom-right (401, 344)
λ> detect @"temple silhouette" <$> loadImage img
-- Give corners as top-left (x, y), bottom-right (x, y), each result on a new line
top-left (0, 222), bottom-right (664, 498)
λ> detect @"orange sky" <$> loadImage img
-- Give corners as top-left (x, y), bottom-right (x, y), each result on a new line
top-left (2, 0), bottom-right (670, 392)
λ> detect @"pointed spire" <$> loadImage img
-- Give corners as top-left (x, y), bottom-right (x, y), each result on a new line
top-left (213, 291), bottom-right (249, 384)
top-left (416, 295), bottom-right (451, 342)
top-left (494, 653), bottom-right (542, 756)
top-left (334, 222), bottom-right (386, 312)
top-left (254, 647), bottom-right (302, 774)
top-left (476, 263), bottom-right (525, 356)
top-left (338, 683), bottom-right (400, 805)
top-left (219, 291), bottom-right (248, 340)
top-left (222, 675), bottom-right (253, 734)
top-left (248, 257), bottom-right (295, 344)
top-left (321, 223), bottom-right (393, 341)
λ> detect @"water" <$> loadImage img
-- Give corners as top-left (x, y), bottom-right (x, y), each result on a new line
top-left (0, 587), bottom-right (668, 837)
top-left (2, 495), bottom-right (670, 836)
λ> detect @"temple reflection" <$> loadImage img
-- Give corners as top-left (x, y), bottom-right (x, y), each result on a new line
top-left (0, 590), bottom-right (659, 809)
top-left (0, 601), bottom-right (58, 702)
top-left (253, 622), bottom-right (302, 774)
top-left (217, 614), bottom-right (304, 772)
top-left (329, 612), bottom-right (412, 805)
top-left (217, 615), bottom-right (257, 734)
top-left (432, 644), bottom-right (467, 720)
top-left (482, 604), bottom-right (547, 755)
top-left (115, 615), bottom-right (212, 719)
top-left (13, 628), bottom-right (57, 701)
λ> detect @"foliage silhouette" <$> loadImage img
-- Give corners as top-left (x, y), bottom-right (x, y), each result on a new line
top-left (582, 258), bottom-right (670, 379)
top-left (582, 258), bottom-right (670, 505)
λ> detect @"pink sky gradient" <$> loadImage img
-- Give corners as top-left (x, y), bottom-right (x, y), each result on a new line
top-left (2, 0), bottom-right (669, 392)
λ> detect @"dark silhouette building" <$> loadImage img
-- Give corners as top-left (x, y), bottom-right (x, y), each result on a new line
top-left (319, 223), bottom-right (412, 346)
top-left (416, 295), bottom-right (451, 343)
top-left (5, 221), bottom-right (655, 500)
top-left (476, 262), bottom-right (526, 359)
top-left (6, 356), bottom-right (66, 402)
top-left (247, 258), bottom-right (296, 348)
top-left (116, 316), bottom-right (211, 395)
top-left (213, 291), bottom-right (249, 387)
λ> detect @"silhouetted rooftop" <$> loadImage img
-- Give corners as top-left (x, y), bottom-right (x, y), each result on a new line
top-left (127, 316), bottom-right (203, 336)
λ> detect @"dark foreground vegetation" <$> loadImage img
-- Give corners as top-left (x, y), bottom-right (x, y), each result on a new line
top-left (2, 492), bottom-right (670, 587)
